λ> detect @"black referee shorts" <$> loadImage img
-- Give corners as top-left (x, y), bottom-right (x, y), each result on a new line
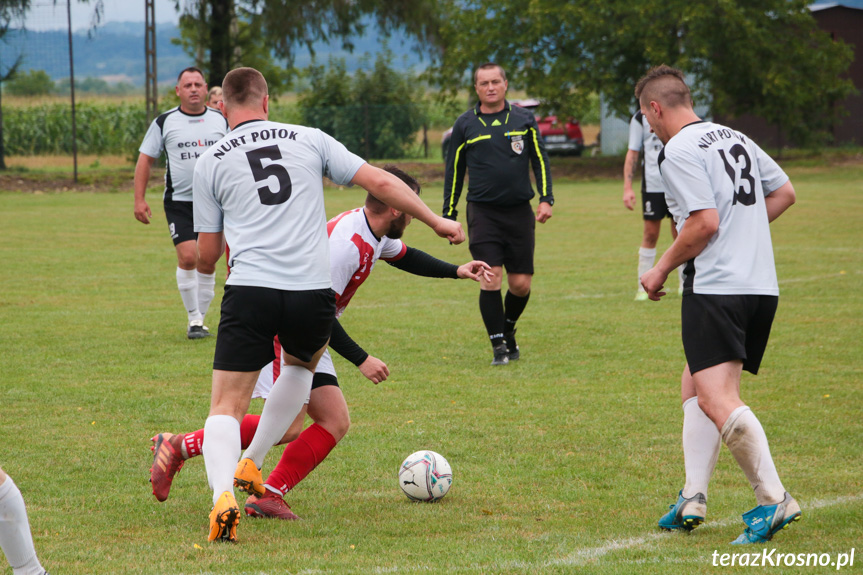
top-left (164, 199), bottom-right (197, 246)
top-left (682, 294), bottom-right (778, 375)
top-left (466, 201), bottom-right (535, 274)
top-left (213, 285), bottom-right (336, 372)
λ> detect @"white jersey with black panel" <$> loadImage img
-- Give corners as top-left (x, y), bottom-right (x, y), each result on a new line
top-left (628, 111), bottom-right (665, 193)
top-left (658, 121), bottom-right (789, 295)
top-left (193, 119), bottom-right (366, 291)
top-left (327, 208), bottom-right (407, 318)
top-left (138, 106), bottom-right (228, 202)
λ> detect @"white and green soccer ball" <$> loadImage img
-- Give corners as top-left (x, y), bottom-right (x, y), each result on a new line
top-left (398, 450), bottom-right (453, 502)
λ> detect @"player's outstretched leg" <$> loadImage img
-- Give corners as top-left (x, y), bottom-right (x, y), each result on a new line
top-left (150, 433), bottom-right (185, 502)
top-left (244, 422), bottom-right (338, 520)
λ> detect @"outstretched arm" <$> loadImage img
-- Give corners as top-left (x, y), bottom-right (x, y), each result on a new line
top-left (387, 248), bottom-right (491, 281)
top-left (329, 319), bottom-right (389, 384)
top-left (351, 164), bottom-right (464, 244)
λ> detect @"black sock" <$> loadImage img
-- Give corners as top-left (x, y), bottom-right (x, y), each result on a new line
top-left (479, 289), bottom-right (505, 348)
top-left (504, 290), bottom-right (530, 335)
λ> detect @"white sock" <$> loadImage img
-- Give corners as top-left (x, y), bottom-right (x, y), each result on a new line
top-left (202, 415), bottom-right (241, 505)
top-left (721, 406), bottom-right (787, 506)
top-left (637, 247), bottom-right (656, 292)
top-left (176, 267), bottom-right (201, 323)
top-left (242, 365), bottom-right (313, 469)
top-left (0, 476), bottom-right (46, 575)
top-left (681, 397), bottom-right (720, 499)
top-left (196, 271), bottom-right (216, 324)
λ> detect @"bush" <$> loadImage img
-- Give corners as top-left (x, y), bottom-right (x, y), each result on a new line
top-left (298, 52), bottom-right (424, 159)
top-left (5, 69), bottom-right (55, 96)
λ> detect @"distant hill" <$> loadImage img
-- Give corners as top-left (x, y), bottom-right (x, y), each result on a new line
top-left (0, 21), bottom-right (425, 87)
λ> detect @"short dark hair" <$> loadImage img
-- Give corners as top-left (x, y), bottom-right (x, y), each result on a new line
top-left (635, 65), bottom-right (691, 109)
top-left (222, 67), bottom-right (267, 108)
top-left (365, 165), bottom-right (421, 214)
top-left (177, 67), bottom-right (205, 84)
top-left (474, 62), bottom-right (507, 85)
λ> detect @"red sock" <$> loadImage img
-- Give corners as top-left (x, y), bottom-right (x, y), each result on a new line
top-left (183, 414), bottom-right (260, 458)
top-left (240, 414), bottom-right (260, 450)
top-left (183, 429), bottom-right (204, 459)
top-left (265, 423), bottom-right (337, 495)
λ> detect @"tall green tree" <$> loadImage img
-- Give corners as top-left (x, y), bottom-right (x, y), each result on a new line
top-left (430, 0), bottom-right (853, 145)
top-left (172, 0), bottom-right (441, 90)
top-left (0, 0), bottom-right (30, 169)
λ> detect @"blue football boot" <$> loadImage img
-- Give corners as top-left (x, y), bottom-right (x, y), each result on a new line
top-left (658, 490), bottom-right (706, 531)
top-left (731, 492), bottom-right (801, 544)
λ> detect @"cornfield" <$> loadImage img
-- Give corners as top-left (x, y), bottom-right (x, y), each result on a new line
top-left (0, 98), bottom-right (454, 159)
top-left (3, 102), bottom-right (148, 156)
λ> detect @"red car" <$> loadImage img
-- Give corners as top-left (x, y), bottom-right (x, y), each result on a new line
top-left (441, 98), bottom-right (585, 159)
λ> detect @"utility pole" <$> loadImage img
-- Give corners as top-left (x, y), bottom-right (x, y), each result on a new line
top-left (145, 0), bottom-right (157, 124)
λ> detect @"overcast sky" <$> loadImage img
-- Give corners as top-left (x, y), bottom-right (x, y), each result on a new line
top-left (26, 0), bottom-right (180, 31)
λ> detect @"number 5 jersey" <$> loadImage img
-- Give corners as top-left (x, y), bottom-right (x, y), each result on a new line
top-left (193, 120), bottom-right (366, 291)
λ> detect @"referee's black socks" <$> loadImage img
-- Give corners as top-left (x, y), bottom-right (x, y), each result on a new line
top-left (479, 289), bottom-right (506, 348)
top-left (504, 290), bottom-right (530, 334)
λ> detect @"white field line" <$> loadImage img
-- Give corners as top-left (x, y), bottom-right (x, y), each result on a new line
top-left (547, 493), bottom-right (863, 568)
top-left (361, 493), bottom-right (863, 574)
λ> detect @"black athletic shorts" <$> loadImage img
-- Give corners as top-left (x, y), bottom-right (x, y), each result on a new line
top-left (466, 201), bottom-right (535, 274)
top-left (213, 285), bottom-right (336, 372)
top-left (164, 199), bottom-right (197, 246)
top-left (681, 294), bottom-right (778, 375)
top-left (312, 372), bottom-right (339, 390)
top-left (642, 190), bottom-right (672, 221)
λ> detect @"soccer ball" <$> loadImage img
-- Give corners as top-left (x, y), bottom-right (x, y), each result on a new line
top-left (398, 450), bottom-right (453, 502)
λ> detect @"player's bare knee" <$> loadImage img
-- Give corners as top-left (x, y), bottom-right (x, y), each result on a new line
top-left (280, 428), bottom-right (301, 444)
top-left (321, 414), bottom-right (350, 443)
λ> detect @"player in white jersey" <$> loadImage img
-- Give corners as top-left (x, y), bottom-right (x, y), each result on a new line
top-left (191, 67), bottom-right (464, 543)
top-left (149, 166), bottom-right (490, 521)
top-left (134, 67), bottom-right (229, 339)
top-left (635, 66), bottom-right (798, 545)
top-left (0, 466), bottom-right (48, 575)
top-left (623, 110), bottom-right (683, 300)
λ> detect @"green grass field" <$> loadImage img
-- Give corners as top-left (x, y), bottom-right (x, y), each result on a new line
top-left (0, 162), bottom-right (861, 574)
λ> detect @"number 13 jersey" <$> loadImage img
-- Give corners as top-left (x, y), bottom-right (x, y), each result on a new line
top-left (193, 119), bottom-right (366, 291)
top-left (658, 121), bottom-right (789, 296)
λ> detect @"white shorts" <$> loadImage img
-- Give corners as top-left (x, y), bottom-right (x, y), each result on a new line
top-left (252, 347), bottom-right (337, 400)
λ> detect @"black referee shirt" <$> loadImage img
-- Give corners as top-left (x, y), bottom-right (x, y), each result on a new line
top-left (443, 100), bottom-right (553, 219)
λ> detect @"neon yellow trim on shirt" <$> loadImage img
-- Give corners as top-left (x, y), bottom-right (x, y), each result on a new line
top-left (466, 135), bottom-right (492, 145)
top-left (447, 141), bottom-right (467, 217)
top-left (530, 127), bottom-right (549, 196)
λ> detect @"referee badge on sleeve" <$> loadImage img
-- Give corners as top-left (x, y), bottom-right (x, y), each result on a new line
top-left (510, 135), bottom-right (524, 155)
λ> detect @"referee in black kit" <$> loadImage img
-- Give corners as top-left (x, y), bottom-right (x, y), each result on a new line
top-left (443, 62), bottom-right (554, 366)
